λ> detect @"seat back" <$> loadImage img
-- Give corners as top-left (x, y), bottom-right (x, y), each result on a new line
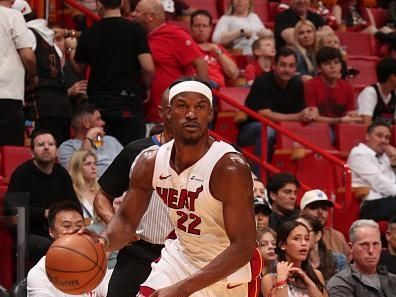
top-left (275, 122), bottom-right (334, 150)
top-left (252, 0), bottom-right (269, 21)
top-left (217, 87), bottom-right (249, 112)
top-left (347, 55), bottom-right (379, 86)
top-left (369, 8), bottom-right (389, 28)
top-left (335, 124), bottom-right (368, 154)
top-left (336, 32), bottom-right (377, 56)
top-left (185, 0), bottom-right (220, 19)
top-left (0, 146), bottom-right (31, 184)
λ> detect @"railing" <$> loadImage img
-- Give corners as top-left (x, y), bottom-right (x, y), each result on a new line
top-left (212, 89), bottom-right (353, 209)
top-left (64, 0), bottom-right (101, 26)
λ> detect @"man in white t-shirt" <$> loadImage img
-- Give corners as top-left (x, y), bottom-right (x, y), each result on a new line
top-left (27, 200), bottom-right (112, 297)
top-left (0, 0), bottom-right (37, 146)
top-left (358, 57), bottom-right (396, 125)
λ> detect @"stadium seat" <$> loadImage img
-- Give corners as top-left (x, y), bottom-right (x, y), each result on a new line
top-left (0, 146), bottom-right (31, 184)
top-left (271, 122), bottom-right (338, 194)
top-left (185, 0), bottom-right (220, 19)
top-left (346, 55), bottom-right (379, 86)
top-left (369, 8), bottom-right (389, 28)
top-left (275, 122), bottom-right (334, 150)
top-left (335, 123), bottom-right (368, 157)
top-left (252, 0), bottom-right (270, 22)
top-left (214, 87), bottom-right (249, 143)
top-left (334, 187), bottom-right (388, 239)
top-left (336, 32), bottom-right (377, 56)
top-left (217, 86), bottom-right (249, 112)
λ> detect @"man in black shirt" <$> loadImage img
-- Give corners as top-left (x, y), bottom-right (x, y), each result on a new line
top-left (6, 130), bottom-right (78, 263)
top-left (238, 47), bottom-right (313, 169)
top-left (73, 0), bottom-right (155, 146)
top-left (275, 0), bottom-right (328, 50)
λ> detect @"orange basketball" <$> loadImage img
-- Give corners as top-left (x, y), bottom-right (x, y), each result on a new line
top-left (45, 234), bottom-right (107, 295)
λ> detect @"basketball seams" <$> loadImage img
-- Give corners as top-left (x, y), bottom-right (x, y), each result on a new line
top-left (46, 234), bottom-right (107, 294)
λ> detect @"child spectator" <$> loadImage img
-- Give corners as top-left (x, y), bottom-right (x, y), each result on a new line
top-left (245, 36), bottom-right (276, 86)
top-left (358, 57), bottom-right (396, 124)
top-left (257, 227), bottom-right (277, 277)
top-left (304, 46), bottom-right (361, 124)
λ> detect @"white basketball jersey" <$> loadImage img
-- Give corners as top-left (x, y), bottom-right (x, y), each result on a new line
top-left (152, 140), bottom-right (236, 267)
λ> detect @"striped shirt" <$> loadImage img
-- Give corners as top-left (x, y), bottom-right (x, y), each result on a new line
top-left (98, 136), bottom-right (172, 245)
top-left (129, 144), bottom-right (172, 244)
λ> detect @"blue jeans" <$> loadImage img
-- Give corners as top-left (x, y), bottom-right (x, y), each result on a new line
top-left (238, 122), bottom-right (276, 176)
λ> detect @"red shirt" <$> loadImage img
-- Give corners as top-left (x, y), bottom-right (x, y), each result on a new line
top-left (146, 23), bottom-right (203, 122)
top-left (244, 60), bottom-right (266, 83)
top-left (304, 75), bottom-right (355, 117)
top-left (192, 45), bottom-right (232, 87)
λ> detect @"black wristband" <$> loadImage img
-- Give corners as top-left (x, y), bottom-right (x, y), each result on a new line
top-left (84, 137), bottom-right (94, 147)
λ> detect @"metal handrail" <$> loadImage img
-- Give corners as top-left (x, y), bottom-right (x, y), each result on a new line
top-left (212, 89), bottom-right (353, 209)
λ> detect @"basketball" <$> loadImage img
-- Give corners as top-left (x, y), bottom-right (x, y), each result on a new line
top-left (45, 233), bottom-right (107, 295)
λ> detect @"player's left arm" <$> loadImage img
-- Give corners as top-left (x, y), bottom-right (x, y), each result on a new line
top-left (154, 152), bottom-right (256, 297)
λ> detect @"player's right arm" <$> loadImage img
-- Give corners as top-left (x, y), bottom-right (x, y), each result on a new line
top-left (100, 150), bottom-right (157, 252)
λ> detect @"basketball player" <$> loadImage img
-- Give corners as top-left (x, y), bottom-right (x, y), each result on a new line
top-left (27, 200), bottom-right (112, 297)
top-left (97, 79), bottom-right (258, 297)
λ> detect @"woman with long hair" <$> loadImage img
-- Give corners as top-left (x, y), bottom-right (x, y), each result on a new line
top-left (297, 216), bottom-right (345, 281)
top-left (293, 20), bottom-right (318, 78)
top-left (212, 0), bottom-right (272, 55)
top-left (262, 221), bottom-right (327, 297)
top-left (68, 149), bottom-right (99, 220)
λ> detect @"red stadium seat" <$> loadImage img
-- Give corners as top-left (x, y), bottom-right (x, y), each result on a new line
top-left (336, 32), bottom-right (377, 56)
top-left (275, 122), bottom-right (334, 150)
top-left (253, 0), bottom-right (270, 21)
top-left (369, 8), bottom-right (389, 28)
top-left (217, 86), bottom-right (249, 112)
top-left (184, 0), bottom-right (220, 19)
top-left (335, 123), bottom-right (368, 157)
top-left (214, 87), bottom-right (249, 143)
top-left (346, 55), bottom-right (379, 86)
top-left (271, 122), bottom-right (337, 194)
top-left (0, 146), bottom-right (31, 184)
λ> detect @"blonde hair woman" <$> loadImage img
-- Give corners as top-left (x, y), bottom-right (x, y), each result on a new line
top-left (212, 0), bottom-right (272, 55)
top-left (293, 20), bottom-right (318, 78)
top-left (68, 149), bottom-right (99, 220)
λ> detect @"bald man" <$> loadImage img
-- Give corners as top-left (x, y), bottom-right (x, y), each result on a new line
top-left (131, 0), bottom-right (208, 131)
